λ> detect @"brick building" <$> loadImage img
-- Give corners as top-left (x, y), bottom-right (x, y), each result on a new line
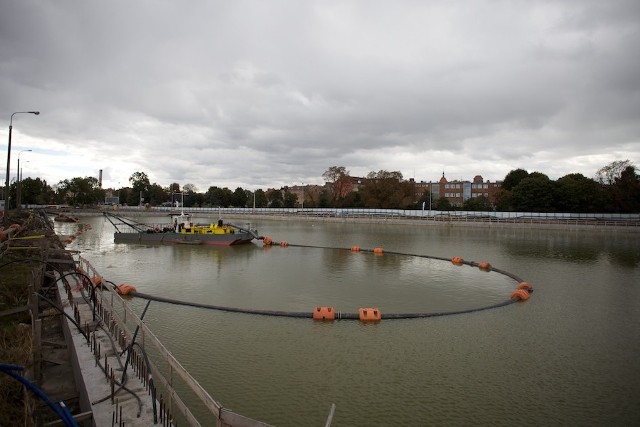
top-left (410, 173), bottom-right (502, 208)
top-left (439, 173), bottom-right (502, 207)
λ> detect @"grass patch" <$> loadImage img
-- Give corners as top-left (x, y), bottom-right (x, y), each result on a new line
top-left (0, 210), bottom-right (63, 426)
top-left (0, 324), bottom-right (35, 426)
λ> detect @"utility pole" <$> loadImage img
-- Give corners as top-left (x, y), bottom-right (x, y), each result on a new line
top-left (5, 111), bottom-right (39, 219)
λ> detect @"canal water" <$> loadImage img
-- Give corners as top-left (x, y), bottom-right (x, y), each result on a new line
top-left (57, 215), bottom-right (640, 426)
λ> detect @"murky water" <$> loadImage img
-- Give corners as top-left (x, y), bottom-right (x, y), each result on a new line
top-left (59, 216), bottom-right (640, 426)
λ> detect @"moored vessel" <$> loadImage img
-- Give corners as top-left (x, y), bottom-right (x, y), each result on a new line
top-left (103, 211), bottom-right (260, 246)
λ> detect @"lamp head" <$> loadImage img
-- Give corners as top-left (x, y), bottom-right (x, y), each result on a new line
top-left (30, 111), bottom-right (40, 115)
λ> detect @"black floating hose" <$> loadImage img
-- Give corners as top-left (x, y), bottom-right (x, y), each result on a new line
top-left (116, 243), bottom-right (532, 321)
top-left (129, 291), bottom-right (519, 320)
top-left (130, 292), bottom-right (312, 318)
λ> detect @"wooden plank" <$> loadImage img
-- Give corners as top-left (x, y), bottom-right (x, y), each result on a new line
top-left (41, 339), bottom-right (67, 348)
top-left (0, 305), bottom-right (29, 317)
top-left (33, 319), bottom-right (42, 383)
top-left (44, 410), bottom-right (93, 427)
top-left (43, 258), bottom-right (77, 264)
top-left (42, 355), bottom-right (69, 366)
top-left (28, 284), bottom-right (38, 320)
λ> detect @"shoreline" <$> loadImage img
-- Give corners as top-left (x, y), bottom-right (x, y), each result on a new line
top-left (61, 209), bottom-right (640, 232)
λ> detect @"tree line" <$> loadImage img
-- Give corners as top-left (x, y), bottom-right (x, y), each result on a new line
top-left (10, 160), bottom-right (640, 213)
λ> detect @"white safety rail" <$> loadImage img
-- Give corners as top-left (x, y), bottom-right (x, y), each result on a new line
top-left (77, 256), bottom-right (273, 427)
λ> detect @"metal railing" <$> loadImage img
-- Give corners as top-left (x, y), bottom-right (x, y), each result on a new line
top-left (78, 256), bottom-right (272, 427)
top-left (111, 205), bottom-right (639, 222)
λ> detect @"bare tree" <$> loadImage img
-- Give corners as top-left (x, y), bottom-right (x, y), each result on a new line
top-left (595, 160), bottom-right (634, 185)
top-left (322, 166), bottom-right (351, 205)
top-left (183, 183), bottom-right (197, 193)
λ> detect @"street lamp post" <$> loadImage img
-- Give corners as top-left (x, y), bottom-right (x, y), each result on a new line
top-left (18, 161), bottom-right (29, 208)
top-left (5, 111), bottom-right (39, 219)
top-left (16, 149), bottom-right (32, 210)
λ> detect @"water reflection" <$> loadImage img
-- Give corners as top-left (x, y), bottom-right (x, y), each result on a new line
top-left (498, 228), bottom-right (639, 266)
top-left (55, 216), bottom-right (640, 427)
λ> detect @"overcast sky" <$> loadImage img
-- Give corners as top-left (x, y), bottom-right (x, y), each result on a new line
top-left (1, 0), bottom-right (639, 191)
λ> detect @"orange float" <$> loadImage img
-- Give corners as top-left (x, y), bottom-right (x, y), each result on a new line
top-left (373, 247), bottom-right (384, 254)
top-left (478, 261), bottom-right (492, 271)
top-left (263, 236), bottom-right (272, 245)
top-left (518, 282), bottom-right (533, 291)
top-left (511, 289), bottom-right (530, 301)
top-left (279, 241), bottom-right (289, 247)
top-left (116, 284), bottom-right (137, 295)
top-left (351, 246), bottom-right (361, 252)
top-left (451, 256), bottom-right (464, 265)
top-left (92, 276), bottom-right (102, 286)
top-left (312, 306), bottom-right (336, 320)
top-left (359, 307), bottom-right (381, 322)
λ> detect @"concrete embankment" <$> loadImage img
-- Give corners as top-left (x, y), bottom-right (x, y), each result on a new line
top-left (0, 210), bottom-right (157, 425)
top-left (72, 208), bottom-right (640, 232)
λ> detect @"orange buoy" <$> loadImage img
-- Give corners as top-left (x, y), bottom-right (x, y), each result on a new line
top-left (518, 282), bottom-right (533, 291)
top-left (351, 246), bottom-right (361, 252)
top-left (92, 276), bottom-right (102, 287)
top-left (263, 236), bottom-right (272, 245)
top-left (279, 241), bottom-right (289, 247)
top-left (359, 307), bottom-right (381, 322)
top-left (478, 261), bottom-right (492, 271)
top-left (116, 284), bottom-right (137, 295)
top-left (451, 256), bottom-right (464, 265)
top-left (373, 247), bottom-right (384, 254)
top-left (313, 306), bottom-right (336, 320)
top-left (511, 289), bottom-right (530, 301)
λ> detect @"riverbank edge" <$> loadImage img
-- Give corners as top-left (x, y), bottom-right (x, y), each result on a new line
top-left (67, 210), bottom-right (640, 233)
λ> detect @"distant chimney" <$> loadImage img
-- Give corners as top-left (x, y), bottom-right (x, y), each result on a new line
top-left (99, 169), bottom-right (103, 188)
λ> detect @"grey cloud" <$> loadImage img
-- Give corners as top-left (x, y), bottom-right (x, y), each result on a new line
top-left (1, 0), bottom-right (638, 191)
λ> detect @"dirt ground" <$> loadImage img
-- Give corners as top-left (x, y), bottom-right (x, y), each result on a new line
top-left (0, 209), bottom-right (79, 426)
